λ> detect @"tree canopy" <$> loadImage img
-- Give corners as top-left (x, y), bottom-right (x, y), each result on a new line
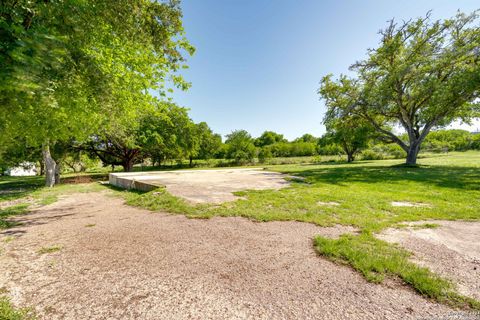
top-left (0, 0), bottom-right (194, 184)
top-left (225, 130), bottom-right (256, 163)
top-left (254, 131), bottom-right (286, 147)
top-left (319, 11), bottom-right (480, 165)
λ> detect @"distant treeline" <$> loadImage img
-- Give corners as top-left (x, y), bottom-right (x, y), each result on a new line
top-left (219, 129), bottom-right (480, 163)
top-left (2, 127), bottom-right (479, 174)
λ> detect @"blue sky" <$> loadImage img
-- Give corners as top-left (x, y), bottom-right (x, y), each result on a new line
top-left (172, 0), bottom-right (480, 140)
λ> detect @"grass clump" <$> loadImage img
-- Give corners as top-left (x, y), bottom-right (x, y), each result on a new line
top-left (0, 296), bottom-right (35, 320)
top-left (314, 233), bottom-right (480, 310)
top-left (37, 245), bottom-right (63, 255)
top-left (121, 188), bottom-right (199, 216)
top-left (2, 236), bottom-right (15, 244)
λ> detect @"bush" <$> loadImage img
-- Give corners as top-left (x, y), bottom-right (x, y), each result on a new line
top-left (258, 148), bottom-right (272, 163)
top-left (384, 144), bottom-right (406, 159)
top-left (423, 129), bottom-right (473, 152)
top-left (472, 134), bottom-right (480, 150)
top-left (225, 130), bottom-right (256, 163)
top-left (268, 142), bottom-right (317, 157)
top-left (318, 143), bottom-right (343, 156)
top-left (361, 149), bottom-right (384, 160)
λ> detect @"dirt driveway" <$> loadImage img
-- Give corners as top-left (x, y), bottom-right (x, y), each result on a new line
top-left (0, 191), bottom-right (454, 319)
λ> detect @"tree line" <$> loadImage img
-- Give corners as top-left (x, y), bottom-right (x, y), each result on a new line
top-left (3, 124), bottom-right (479, 175)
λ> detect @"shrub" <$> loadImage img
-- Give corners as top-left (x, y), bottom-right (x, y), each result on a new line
top-left (258, 148), bottom-right (272, 163)
top-left (361, 149), bottom-right (384, 160)
top-left (384, 144), bottom-right (406, 159)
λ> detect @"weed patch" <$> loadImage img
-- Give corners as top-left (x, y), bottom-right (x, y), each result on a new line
top-left (38, 245), bottom-right (63, 255)
top-left (0, 296), bottom-right (35, 320)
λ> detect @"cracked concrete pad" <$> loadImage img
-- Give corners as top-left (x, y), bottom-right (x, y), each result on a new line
top-left (0, 192), bottom-right (454, 320)
top-left (379, 220), bottom-right (480, 300)
top-left (110, 168), bottom-right (290, 203)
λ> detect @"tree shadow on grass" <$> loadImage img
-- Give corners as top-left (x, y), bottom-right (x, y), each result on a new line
top-left (287, 165), bottom-right (480, 191)
top-left (0, 206), bottom-right (77, 237)
top-left (0, 176), bottom-right (44, 202)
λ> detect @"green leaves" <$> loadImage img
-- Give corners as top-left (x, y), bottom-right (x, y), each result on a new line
top-left (319, 10), bottom-right (480, 164)
top-left (1, 0), bottom-right (194, 163)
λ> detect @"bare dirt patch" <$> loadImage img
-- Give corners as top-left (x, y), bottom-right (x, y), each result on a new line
top-left (391, 201), bottom-right (432, 208)
top-left (0, 192), bottom-right (454, 319)
top-left (379, 220), bottom-right (480, 300)
top-left (317, 201), bottom-right (340, 206)
top-left (111, 168), bottom-right (290, 203)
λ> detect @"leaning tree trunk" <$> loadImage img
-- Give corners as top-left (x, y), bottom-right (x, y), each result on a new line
top-left (42, 142), bottom-right (57, 187)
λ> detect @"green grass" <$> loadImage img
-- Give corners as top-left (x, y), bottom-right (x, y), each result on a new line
top-left (0, 173), bottom-right (108, 206)
top-left (0, 176), bottom-right (44, 202)
top-left (125, 152), bottom-right (480, 231)
top-left (0, 296), bottom-right (35, 320)
top-left (37, 245), bottom-right (63, 255)
top-left (0, 205), bottom-right (29, 230)
top-left (314, 234), bottom-right (480, 310)
top-left (120, 151), bottom-right (480, 309)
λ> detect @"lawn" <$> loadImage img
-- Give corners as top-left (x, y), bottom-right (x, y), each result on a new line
top-left (1, 151), bottom-right (479, 313)
top-left (124, 151), bottom-right (480, 231)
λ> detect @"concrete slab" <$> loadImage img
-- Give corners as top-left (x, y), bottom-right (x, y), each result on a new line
top-left (109, 168), bottom-right (290, 203)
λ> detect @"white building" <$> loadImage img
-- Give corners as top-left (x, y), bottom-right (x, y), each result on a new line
top-left (4, 162), bottom-right (37, 176)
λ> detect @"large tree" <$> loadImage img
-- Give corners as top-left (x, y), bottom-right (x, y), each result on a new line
top-left (195, 122), bottom-right (222, 162)
top-left (254, 131), bottom-right (286, 147)
top-left (323, 114), bottom-right (372, 162)
top-left (319, 11), bottom-right (480, 165)
top-left (0, 0), bottom-right (193, 185)
top-left (82, 103), bottom-right (196, 171)
top-left (225, 130), bottom-right (256, 163)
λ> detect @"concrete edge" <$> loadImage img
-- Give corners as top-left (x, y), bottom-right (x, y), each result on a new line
top-left (109, 174), bottom-right (163, 192)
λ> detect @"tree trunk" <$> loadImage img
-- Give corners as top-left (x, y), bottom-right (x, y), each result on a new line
top-left (347, 152), bottom-right (354, 163)
top-left (42, 142), bottom-right (56, 187)
top-left (342, 142), bottom-right (355, 163)
top-left (55, 162), bottom-right (61, 185)
top-left (189, 156), bottom-right (193, 167)
top-left (122, 159), bottom-right (134, 172)
top-left (39, 159), bottom-right (45, 176)
top-left (406, 144), bottom-right (420, 165)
